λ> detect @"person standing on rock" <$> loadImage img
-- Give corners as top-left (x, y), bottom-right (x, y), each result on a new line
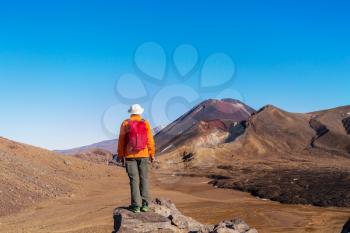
top-left (117, 104), bottom-right (155, 213)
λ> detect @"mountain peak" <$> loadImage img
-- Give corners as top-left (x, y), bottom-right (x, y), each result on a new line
top-left (256, 104), bottom-right (283, 113)
top-left (155, 98), bottom-right (255, 153)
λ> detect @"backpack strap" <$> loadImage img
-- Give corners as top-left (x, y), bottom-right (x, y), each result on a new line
top-left (127, 119), bottom-right (145, 124)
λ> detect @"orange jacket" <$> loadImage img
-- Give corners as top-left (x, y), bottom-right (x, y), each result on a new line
top-left (117, 114), bottom-right (155, 159)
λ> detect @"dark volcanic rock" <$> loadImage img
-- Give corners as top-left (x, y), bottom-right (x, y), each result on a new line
top-left (343, 117), bottom-right (350, 135)
top-left (203, 105), bottom-right (350, 207)
top-left (309, 108), bottom-right (350, 155)
top-left (210, 169), bottom-right (350, 207)
top-left (113, 198), bottom-right (258, 233)
top-left (309, 118), bottom-right (329, 146)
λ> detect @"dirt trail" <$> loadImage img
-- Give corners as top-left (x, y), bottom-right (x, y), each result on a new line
top-left (0, 168), bottom-right (349, 233)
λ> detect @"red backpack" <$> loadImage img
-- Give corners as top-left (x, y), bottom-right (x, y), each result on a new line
top-left (126, 119), bottom-right (148, 153)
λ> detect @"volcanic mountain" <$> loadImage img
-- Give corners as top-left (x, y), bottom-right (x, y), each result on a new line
top-left (154, 98), bottom-right (255, 154)
top-left (156, 103), bottom-right (350, 207)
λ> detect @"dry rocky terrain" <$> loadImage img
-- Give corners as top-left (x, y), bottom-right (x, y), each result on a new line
top-left (156, 102), bottom-right (350, 207)
top-left (1, 99), bottom-right (350, 232)
top-left (0, 137), bottom-right (115, 217)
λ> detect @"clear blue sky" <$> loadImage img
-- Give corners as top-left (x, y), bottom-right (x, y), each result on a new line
top-left (0, 0), bottom-right (349, 150)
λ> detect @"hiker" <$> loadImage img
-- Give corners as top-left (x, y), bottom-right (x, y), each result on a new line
top-left (117, 104), bottom-right (155, 213)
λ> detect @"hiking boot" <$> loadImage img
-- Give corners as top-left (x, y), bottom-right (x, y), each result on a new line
top-left (140, 205), bottom-right (149, 212)
top-left (128, 205), bottom-right (140, 213)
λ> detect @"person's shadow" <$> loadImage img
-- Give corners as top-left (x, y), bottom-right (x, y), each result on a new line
top-left (111, 207), bottom-right (129, 233)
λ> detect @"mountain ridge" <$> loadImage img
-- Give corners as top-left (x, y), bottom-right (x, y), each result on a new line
top-left (156, 102), bottom-right (350, 207)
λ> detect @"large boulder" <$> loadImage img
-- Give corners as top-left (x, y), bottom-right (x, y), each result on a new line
top-left (113, 198), bottom-right (257, 233)
top-left (113, 207), bottom-right (176, 233)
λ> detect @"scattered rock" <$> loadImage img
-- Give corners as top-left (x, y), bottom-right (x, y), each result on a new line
top-left (213, 219), bottom-right (250, 233)
top-left (113, 198), bottom-right (257, 233)
top-left (63, 159), bottom-right (72, 165)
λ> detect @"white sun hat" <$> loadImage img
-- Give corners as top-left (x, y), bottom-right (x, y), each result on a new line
top-left (128, 104), bottom-right (144, 115)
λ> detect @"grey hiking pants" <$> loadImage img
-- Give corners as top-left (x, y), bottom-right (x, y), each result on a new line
top-left (125, 158), bottom-right (150, 207)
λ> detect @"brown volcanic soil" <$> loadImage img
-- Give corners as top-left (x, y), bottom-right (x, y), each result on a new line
top-left (1, 167), bottom-right (349, 233)
top-left (0, 137), bottom-right (115, 217)
top-left (0, 136), bottom-right (349, 233)
top-left (156, 105), bottom-right (350, 208)
top-left (157, 148), bottom-right (350, 208)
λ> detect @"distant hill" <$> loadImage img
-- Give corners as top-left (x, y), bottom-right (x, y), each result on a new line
top-left (55, 139), bottom-right (117, 155)
top-left (229, 104), bottom-right (350, 156)
top-left (55, 126), bottom-right (164, 155)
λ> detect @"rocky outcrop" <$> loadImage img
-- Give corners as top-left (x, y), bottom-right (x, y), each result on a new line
top-left (309, 118), bottom-right (329, 147)
top-left (343, 117), bottom-right (350, 135)
top-left (113, 198), bottom-right (257, 233)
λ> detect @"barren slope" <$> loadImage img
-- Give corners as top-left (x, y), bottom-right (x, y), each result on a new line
top-left (156, 105), bottom-right (350, 207)
top-left (0, 137), bottom-right (114, 216)
top-left (309, 105), bottom-right (350, 155)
